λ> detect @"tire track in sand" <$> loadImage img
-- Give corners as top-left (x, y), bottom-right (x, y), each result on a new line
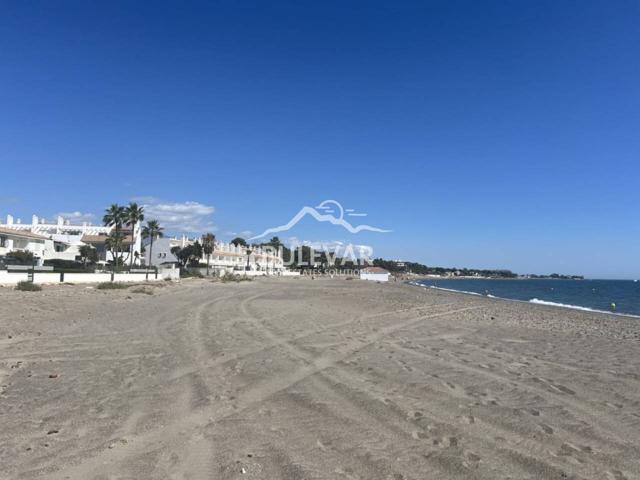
top-left (49, 289), bottom-right (478, 479)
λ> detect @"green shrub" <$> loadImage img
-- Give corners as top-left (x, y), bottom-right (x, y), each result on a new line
top-left (5, 250), bottom-right (34, 265)
top-left (181, 270), bottom-right (204, 279)
top-left (96, 282), bottom-right (129, 290)
top-left (130, 286), bottom-right (153, 295)
top-left (44, 259), bottom-right (93, 272)
top-left (15, 281), bottom-right (42, 292)
top-left (221, 273), bottom-right (252, 283)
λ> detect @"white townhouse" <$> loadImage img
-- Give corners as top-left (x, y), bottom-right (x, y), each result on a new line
top-left (0, 214), bottom-right (143, 265)
top-left (0, 227), bottom-right (50, 260)
top-left (146, 236), bottom-right (285, 274)
top-left (207, 242), bottom-right (285, 275)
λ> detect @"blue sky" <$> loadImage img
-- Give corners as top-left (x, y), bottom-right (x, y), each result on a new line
top-left (1, 1), bottom-right (638, 278)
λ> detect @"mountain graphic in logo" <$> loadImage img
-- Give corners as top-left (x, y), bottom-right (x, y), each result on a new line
top-left (249, 200), bottom-right (391, 241)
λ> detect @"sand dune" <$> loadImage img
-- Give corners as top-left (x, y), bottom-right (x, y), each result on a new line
top-left (1, 277), bottom-right (639, 479)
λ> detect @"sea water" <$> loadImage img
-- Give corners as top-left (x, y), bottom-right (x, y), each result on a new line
top-left (412, 278), bottom-right (640, 317)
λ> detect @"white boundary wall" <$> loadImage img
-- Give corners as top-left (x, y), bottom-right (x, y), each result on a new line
top-left (0, 268), bottom-right (179, 285)
top-left (0, 271), bottom-right (28, 284)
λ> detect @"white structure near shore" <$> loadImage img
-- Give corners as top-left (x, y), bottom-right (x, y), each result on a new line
top-left (201, 241), bottom-right (285, 275)
top-left (0, 214), bottom-right (142, 265)
top-left (360, 266), bottom-right (390, 282)
top-left (0, 267), bottom-right (179, 285)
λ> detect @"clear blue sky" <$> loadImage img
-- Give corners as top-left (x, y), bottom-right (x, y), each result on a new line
top-left (1, 1), bottom-right (638, 278)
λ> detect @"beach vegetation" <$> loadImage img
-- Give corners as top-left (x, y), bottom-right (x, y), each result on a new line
top-left (15, 281), bottom-right (42, 292)
top-left (44, 259), bottom-right (94, 273)
top-left (130, 286), bottom-right (153, 295)
top-left (181, 270), bottom-right (204, 279)
top-left (221, 273), bottom-right (252, 283)
top-left (372, 258), bottom-right (519, 278)
top-left (78, 245), bottom-right (99, 267)
top-left (96, 282), bottom-right (129, 290)
top-left (172, 242), bottom-right (202, 267)
top-left (5, 250), bottom-right (34, 264)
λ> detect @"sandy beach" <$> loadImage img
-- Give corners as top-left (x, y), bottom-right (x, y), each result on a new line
top-left (1, 277), bottom-right (639, 479)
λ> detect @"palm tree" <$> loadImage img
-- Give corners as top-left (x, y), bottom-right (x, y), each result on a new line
top-left (245, 246), bottom-right (253, 271)
top-left (202, 233), bottom-right (215, 276)
top-left (105, 231), bottom-right (125, 279)
top-left (103, 204), bottom-right (127, 271)
top-left (125, 202), bottom-right (144, 270)
top-left (142, 220), bottom-right (164, 272)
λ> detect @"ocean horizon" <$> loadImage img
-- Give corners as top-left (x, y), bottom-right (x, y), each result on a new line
top-left (411, 278), bottom-right (640, 317)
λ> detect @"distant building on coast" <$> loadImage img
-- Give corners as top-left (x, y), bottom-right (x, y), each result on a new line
top-left (0, 214), bottom-right (142, 265)
top-left (360, 266), bottom-right (390, 282)
top-left (145, 235), bottom-right (285, 275)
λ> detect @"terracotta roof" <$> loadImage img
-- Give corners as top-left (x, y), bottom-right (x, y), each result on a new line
top-left (0, 226), bottom-right (49, 241)
top-left (361, 267), bottom-right (389, 274)
top-left (82, 234), bottom-right (134, 246)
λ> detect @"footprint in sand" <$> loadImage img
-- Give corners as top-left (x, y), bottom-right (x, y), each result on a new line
top-left (432, 437), bottom-right (458, 448)
top-left (412, 430), bottom-right (429, 440)
top-left (608, 470), bottom-right (628, 480)
top-left (463, 451), bottom-right (481, 468)
top-left (539, 424), bottom-right (554, 434)
top-left (558, 442), bottom-right (587, 463)
top-left (458, 415), bottom-right (475, 424)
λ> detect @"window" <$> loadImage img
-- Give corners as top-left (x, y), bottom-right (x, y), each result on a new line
top-left (0, 235), bottom-right (6, 248)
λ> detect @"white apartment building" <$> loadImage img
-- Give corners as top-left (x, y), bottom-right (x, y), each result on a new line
top-left (0, 214), bottom-right (143, 265)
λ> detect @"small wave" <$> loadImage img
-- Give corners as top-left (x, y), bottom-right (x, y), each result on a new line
top-left (427, 285), bottom-right (482, 296)
top-left (528, 298), bottom-right (640, 318)
top-left (529, 298), bottom-right (599, 312)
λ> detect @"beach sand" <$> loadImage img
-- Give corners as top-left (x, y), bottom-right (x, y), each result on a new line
top-left (1, 277), bottom-right (639, 479)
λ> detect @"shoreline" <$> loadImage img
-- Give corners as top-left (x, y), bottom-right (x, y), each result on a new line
top-left (408, 279), bottom-right (640, 319)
